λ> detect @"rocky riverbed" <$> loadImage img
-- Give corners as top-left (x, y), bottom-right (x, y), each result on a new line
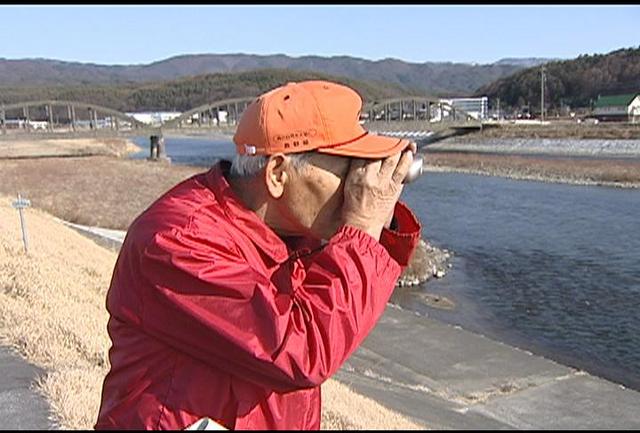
top-left (397, 239), bottom-right (452, 287)
top-left (429, 137), bottom-right (640, 158)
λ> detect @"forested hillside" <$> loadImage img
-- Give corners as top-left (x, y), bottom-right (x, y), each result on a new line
top-left (0, 53), bottom-right (548, 96)
top-left (0, 69), bottom-right (419, 112)
top-left (475, 46), bottom-right (640, 111)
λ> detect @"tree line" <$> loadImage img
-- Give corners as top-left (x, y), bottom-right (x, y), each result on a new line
top-left (475, 46), bottom-right (640, 113)
top-left (0, 69), bottom-right (418, 114)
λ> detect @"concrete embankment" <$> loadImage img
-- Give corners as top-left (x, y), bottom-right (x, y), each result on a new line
top-left (423, 137), bottom-right (640, 188)
top-left (339, 304), bottom-right (640, 429)
top-left (429, 137), bottom-right (640, 159)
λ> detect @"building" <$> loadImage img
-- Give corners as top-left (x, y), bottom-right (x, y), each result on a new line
top-left (1, 119), bottom-right (48, 130)
top-left (126, 111), bottom-right (182, 126)
top-left (186, 110), bottom-right (228, 126)
top-left (439, 96), bottom-right (489, 120)
top-left (592, 93), bottom-right (640, 122)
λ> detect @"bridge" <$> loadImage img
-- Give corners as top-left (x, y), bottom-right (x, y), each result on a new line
top-left (1, 96), bottom-right (485, 145)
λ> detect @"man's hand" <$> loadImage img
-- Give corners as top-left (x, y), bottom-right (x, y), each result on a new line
top-left (342, 144), bottom-right (415, 240)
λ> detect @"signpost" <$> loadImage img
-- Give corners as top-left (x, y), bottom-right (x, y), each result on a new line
top-left (11, 193), bottom-right (31, 253)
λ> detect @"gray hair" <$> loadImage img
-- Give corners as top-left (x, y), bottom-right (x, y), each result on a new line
top-left (229, 152), bottom-right (314, 178)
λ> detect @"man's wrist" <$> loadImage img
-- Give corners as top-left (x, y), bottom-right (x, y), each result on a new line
top-left (342, 220), bottom-right (383, 241)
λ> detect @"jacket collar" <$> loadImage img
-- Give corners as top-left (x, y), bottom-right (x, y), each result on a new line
top-left (205, 161), bottom-right (298, 264)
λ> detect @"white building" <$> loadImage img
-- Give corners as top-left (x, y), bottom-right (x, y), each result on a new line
top-left (126, 111), bottom-right (182, 126)
top-left (439, 97), bottom-right (489, 120)
top-left (187, 110), bottom-right (228, 125)
top-left (2, 119), bottom-right (48, 130)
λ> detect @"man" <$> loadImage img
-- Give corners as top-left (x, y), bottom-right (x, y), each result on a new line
top-left (95, 80), bottom-right (421, 430)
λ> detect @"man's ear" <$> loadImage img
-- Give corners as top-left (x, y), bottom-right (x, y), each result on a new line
top-left (264, 153), bottom-right (288, 199)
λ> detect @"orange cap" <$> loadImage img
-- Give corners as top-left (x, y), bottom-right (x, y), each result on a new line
top-left (233, 80), bottom-right (409, 159)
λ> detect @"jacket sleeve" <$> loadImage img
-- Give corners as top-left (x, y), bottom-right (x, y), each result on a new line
top-left (138, 223), bottom-right (403, 393)
top-left (379, 201), bottom-right (422, 267)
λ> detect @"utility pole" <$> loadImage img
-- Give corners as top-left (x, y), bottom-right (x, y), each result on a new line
top-left (541, 65), bottom-right (546, 122)
top-left (497, 97), bottom-right (501, 121)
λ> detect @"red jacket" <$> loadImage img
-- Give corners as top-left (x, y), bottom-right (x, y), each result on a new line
top-left (95, 162), bottom-right (421, 430)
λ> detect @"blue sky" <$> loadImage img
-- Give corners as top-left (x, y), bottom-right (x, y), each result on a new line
top-left (0, 5), bottom-right (638, 65)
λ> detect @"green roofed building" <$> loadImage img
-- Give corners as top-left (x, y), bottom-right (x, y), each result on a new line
top-left (593, 93), bottom-right (640, 122)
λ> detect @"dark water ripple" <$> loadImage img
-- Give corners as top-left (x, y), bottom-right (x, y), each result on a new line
top-left (401, 171), bottom-right (640, 391)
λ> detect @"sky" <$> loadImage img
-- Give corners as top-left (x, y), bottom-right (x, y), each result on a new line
top-left (0, 5), bottom-right (638, 65)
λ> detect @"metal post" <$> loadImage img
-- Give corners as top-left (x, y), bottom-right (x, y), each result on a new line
top-left (67, 105), bottom-right (73, 132)
top-left (540, 72), bottom-right (544, 121)
top-left (399, 101), bottom-right (404, 121)
top-left (12, 193), bottom-right (31, 253)
top-left (157, 135), bottom-right (168, 161)
top-left (70, 106), bottom-right (76, 131)
top-left (23, 106), bottom-right (30, 131)
top-left (1, 108), bottom-right (5, 135)
top-left (47, 104), bottom-right (53, 131)
top-left (412, 100), bottom-right (416, 121)
top-left (87, 108), bottom-right (93, 130)
top-left (234, 102), bottom-right (239, 125)
top-left (93, 108), bottom-right (98, 131)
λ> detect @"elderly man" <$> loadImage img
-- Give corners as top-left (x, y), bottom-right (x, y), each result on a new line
top-left (95, 80), bottom-right (421, 430)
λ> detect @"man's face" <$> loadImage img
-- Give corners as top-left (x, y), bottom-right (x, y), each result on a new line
top-left (279, 152), bottom-right (351, 241)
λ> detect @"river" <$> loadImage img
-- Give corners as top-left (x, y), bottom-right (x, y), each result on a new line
top-left (131, 136), bottom-right (640, 391)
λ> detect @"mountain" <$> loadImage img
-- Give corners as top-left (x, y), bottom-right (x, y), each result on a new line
top-left (0, 69), bottom-right (419, 112)
top-left (476, 46), bottom-right (640, 110)
top-left (0, 53), bottom-right (538, 96)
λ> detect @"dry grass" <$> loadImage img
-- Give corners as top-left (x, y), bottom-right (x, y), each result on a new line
top-left (0, 137), bottom-right (141, 159)
top-left (0, 197), bottom-right (116, 429)
top-left (321, 379), bottom-right (423, 430)
top-left (0, 196), bottom-right (425, 430)
top-left (424, 151), bottom-right (640, 186)
top-left (0, 155), bottom-right (202, 230)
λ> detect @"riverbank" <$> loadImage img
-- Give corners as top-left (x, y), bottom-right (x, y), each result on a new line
top-left (423, 151), bottom-right (640, 188)
top-left (5, 204), bottom-right (640, 429)
top-left (467, 121), bottom-right (640, 140)
top-left (3, 144), bottom-right (640, 428)
top-left (423, 122), bottom-right (640, 189)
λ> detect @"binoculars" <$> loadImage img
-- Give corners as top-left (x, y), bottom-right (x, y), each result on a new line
top-left (403, 153), bottom-right (424, 184)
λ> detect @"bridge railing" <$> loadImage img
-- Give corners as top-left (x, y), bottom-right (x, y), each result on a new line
top-left (0, 100), bottom-right (148, 137)
top-left (362, 97), bottom-right (480, 125)
top-left (1, 96), bottom-right (481, 139)
top-left (161, 97), bottom-right (256, 131)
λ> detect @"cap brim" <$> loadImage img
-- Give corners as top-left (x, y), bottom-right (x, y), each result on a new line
top-left (316, 133), bottom-right (410, 159)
